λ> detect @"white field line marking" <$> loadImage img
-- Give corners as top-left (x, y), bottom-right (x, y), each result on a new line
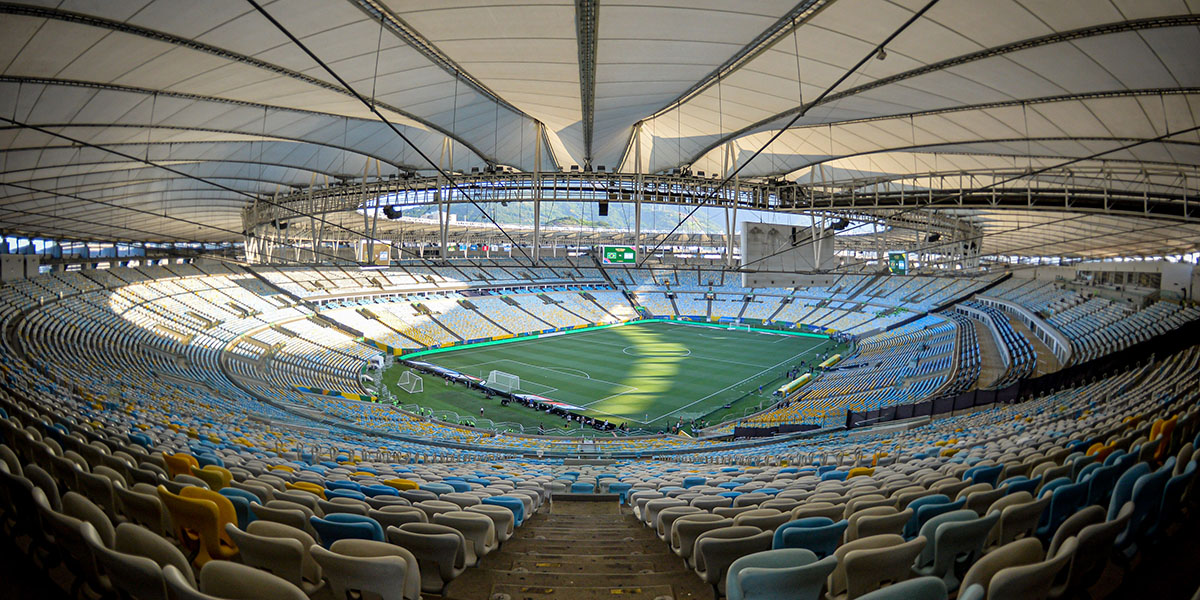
top-left (647, 339), bottom-right (833, 424)
top-left (581, 387), bottom-right (643, 407)
top-left (463, 359), bottom-right (635, 392)
top-left (543, 366), bottom-right (592, 378)
top-left (456, 357), bottom-right (648, 420)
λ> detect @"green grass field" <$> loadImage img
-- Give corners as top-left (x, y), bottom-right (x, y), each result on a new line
top-left (382, 320), bottom-right (839, 434)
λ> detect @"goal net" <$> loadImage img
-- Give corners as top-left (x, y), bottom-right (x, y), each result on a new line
top-left (396, 371), bottom-right (424, 394)
top-left (487, 370), bottom-right (520, 393)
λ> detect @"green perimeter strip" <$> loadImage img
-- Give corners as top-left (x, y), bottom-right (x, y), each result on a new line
top-left (399, 317), bottom-right (830, 361)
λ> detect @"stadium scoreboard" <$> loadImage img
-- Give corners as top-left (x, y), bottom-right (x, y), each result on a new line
top-left (888, 251), bottom-right (908, 275)
top-left (601, 246), bottom-right (637, 264)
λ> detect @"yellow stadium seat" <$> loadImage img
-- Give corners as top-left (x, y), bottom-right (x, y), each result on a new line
top-left (848, 467), bottom-right (875, 479)
top-left (162, 452), bottom-right (199, 479)
top-left (286, 481), bottom-right (326, 499)
top-left (157, 485), bottom-right (239, 567)
top-left (190, 465), bottom-right (233, 490)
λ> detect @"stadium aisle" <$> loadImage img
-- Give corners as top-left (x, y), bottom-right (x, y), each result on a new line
top-left (444, 497), bottom-right (714, 599)
top-left (1006, 316), bottom-right (1062, 375)
top-left (971, 320), bottom-right (1006, 389)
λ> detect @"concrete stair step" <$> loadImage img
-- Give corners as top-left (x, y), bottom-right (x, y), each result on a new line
top-left (499, 538), bottom-right (665, 554)
top-left (522, 532), bottom-right (661, 543)
top-left (442, 497), bottom-right (715, 600)
top-left (468, 569), bottom-right (693, 587)
top-left (507, 554), bottom-right (684, 573)
top-left (483, 582), bottom-right (676, 600)
top-left (522, 526), bottom-right (659, 540)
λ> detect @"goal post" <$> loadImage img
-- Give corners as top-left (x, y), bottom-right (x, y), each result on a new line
top-left (396, 370), bottom-right (424, 394)
top-left (487, 370), bottom-right (520, 393)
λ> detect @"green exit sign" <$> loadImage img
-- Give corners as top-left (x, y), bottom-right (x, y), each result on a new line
top-left (601, 246), bottom-right (636, 264)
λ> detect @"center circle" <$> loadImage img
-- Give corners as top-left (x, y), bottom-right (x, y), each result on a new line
top-left (621, 346), bottom-right (692, 357)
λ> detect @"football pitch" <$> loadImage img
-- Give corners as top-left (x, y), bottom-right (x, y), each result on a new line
top-left (387, 320), bottom-right (837, 429)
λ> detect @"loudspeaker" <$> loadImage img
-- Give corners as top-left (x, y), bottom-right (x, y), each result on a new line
top-left (598, 201), bottom-right (608, 217)
top-left (383, 205), bottom-right (403, 220)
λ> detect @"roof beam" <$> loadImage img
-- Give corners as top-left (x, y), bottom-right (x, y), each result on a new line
top-left (3, 187), bottom-right (259, 206)
top-left (0, 76), bottom-right (391, 128)
top-left (1, 176), bottom-right (299, 199)
top-left (248, 0), bottom-right (535, 266)
top-left (0, 3), bottom-right (494, 164)
top-left (1, 179), bottom-right (253, 242)
top-left (683, 14), bottom-right (1200, 167)
top-left (576, 0), bottom-right (599, 167)
top-left (642, 0), bottom-right (829, 124)
top-left (614, 0), bottom-right (829, 173)
top-left (778, 136), bottom-right (1200, 177)
top-left (0, 122), bottom-right (404, 173)
top-left (347, 0), bottom-right (533, 125)
top-left (347, 0), bottom-right (563, 170)
top-left (787, 88), bottom-right (1200, 135)
top-left (0, 208), bottom-right (211, 243)
top-left (0, 157), bottom-right (346, 181)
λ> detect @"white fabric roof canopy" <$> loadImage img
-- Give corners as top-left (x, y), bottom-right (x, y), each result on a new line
top-left (0, 0), bottom-right (1197, 255)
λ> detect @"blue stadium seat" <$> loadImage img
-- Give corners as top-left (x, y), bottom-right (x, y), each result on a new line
top-left (482, 496), bottom-right (525, 527)
top-left (775, 518), bottom-right (847, 559)
top-left (310, 514), bottom-right (385, 547)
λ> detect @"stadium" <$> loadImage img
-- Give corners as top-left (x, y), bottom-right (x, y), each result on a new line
top-left (1, 1), bottom-right (1199, 599)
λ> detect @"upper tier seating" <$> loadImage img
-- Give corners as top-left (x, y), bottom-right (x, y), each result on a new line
top-left (940, 312), bottom-right (981, 397)
top-left (983, 280), bottom-right (1200, 368)
top-left (958, 301), bottom-right (1036, 388)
